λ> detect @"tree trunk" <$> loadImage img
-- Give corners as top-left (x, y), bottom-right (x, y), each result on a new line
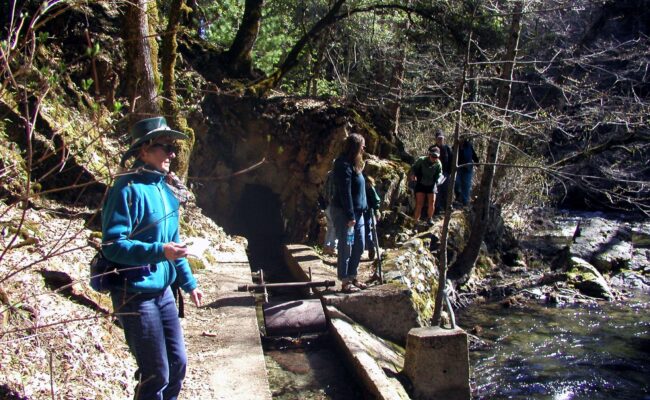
top-left (450, 1), bottom-right (524, 283)
top-left (386, 0), bottom-right (412, 140)
top-left (306, 30), bottom-right (330, 96)
top-left (431, 29), bottom-right (473, 326)
top-left (223, 0), bottom-right (264, 77)
top-left (161, 0), bottom-right (194, 179)
top-left (161, 0), bottom-right (182, 119)
top-left (123, 0), bottom-right (160, 116)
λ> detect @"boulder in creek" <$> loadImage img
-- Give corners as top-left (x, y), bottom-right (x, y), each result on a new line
top-left (567, 257), bottom-right (615, 300)
top-left (546, 216), bottom-right (640, 274)
top-left (569, 217), bottom-right (633, 273)
top-left (520, 213), bottom-right (580, 255)
top-left (591, 240), bottom-right (634, 273)
top-left (629, 248), bottom-right (650, 274)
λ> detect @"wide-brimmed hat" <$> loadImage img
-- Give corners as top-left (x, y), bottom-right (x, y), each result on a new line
top-left (120, 117), bottom-right (188, 167)
top-left (428, 145), bottom-right (440, 157)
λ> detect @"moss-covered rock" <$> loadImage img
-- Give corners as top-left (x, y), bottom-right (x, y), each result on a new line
top-left (567, 256), bottom-right (614, 300)
top-left (382, 237), bottom-right (439, 326)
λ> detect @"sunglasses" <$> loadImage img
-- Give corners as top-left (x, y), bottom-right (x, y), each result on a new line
top-left (149, 143), bottom-right (178, 155)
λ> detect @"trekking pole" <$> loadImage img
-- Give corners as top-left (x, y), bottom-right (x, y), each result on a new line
top-left (444, 290), bottom-right (456, 329)
top-left (371, 210), bottom-right (383, 284)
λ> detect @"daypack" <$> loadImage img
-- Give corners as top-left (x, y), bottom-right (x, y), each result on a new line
top-left (324, 169), bottom-right (336, 204)
top-left (412, 158), bottom-right (424, 181)
top-left (89, 251), bottom-right (150, 293)
top-left (89, 251), bottom-right (119, 293)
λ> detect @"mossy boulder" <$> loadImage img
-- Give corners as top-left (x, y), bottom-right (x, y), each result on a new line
top-left (567, 257), bottom-right (614, 300)
top-left (381, 237), bottom-right (439, 326)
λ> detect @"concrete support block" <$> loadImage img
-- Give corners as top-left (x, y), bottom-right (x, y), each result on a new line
top-left (403, 327), bottom-right (470, 400)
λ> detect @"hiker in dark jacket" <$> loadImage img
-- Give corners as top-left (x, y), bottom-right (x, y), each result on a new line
top-left (321, 168), bottom-right (338, 256)
top-left (455, 137), bottom-right (479, 206)
top-left (363, 174), bottom-right (381, 260)
top-left (103, 117), bottom-right (203, 400)
top-left (330, 134), bottom-right (368, 293)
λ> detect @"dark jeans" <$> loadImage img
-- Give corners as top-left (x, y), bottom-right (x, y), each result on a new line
top-left (111, 286), bottom-right (187, 400)
top-left (332, 206), bottom-right (365, 281)
top-left (363, 209), bottom-right (375, 251)
top-left (455, 167), bottom-right (474, 206)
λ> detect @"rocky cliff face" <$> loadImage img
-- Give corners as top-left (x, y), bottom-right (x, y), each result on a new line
top-left (189, 94), bottom-right (411, 243)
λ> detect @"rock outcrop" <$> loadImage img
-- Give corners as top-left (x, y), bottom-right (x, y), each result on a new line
top-left (189, 95), bottom-right (411, 243)
top-left (525, 211), bottom-right (650, 295)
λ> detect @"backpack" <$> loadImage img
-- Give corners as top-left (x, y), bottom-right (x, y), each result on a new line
top-left (413, 158), bottom-right (424, 181)
top-left (89, 251), bottom-right (119, 293)
top-left (324, 170), bottom-right (336, 203)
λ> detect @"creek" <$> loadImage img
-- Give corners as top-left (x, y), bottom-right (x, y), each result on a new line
top-left (456, 292), bottom-right (650, 399)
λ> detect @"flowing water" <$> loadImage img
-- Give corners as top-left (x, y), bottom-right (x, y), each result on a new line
top-left (457, 293), bottom-right (650, 399)
top-left (246, 237), bottom-right (364, 400)
top-left (256, 294), bottom-right (364, 399)
top-left (264, 335), bottom-right (364, 400)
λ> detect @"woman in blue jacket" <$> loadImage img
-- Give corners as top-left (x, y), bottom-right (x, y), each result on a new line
top-left (102, 117), bottom-right (203, 400)
top-left (330, 134), bottom-right (367, 293)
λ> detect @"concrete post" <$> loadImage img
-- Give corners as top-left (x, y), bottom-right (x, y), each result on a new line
top-left (403, 327), bottom-right (470, 400)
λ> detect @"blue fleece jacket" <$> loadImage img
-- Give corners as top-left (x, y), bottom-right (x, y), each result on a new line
top-left (331, 157), bottom-right (367, 221)
top-left (101, 161), bottom-right (197, 294)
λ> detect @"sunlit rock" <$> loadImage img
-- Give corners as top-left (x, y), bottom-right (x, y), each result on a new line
top-left (567, 257), bottom-right (614, 300)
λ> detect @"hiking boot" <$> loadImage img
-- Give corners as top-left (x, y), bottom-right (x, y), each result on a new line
top-left (427, 218), bottom-right (434, 226)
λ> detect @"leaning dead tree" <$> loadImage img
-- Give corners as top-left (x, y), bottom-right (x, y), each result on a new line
top-left (431, 25), bottom-right (474, 326)
top-left (450, 1), bottom-right (524, 283)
